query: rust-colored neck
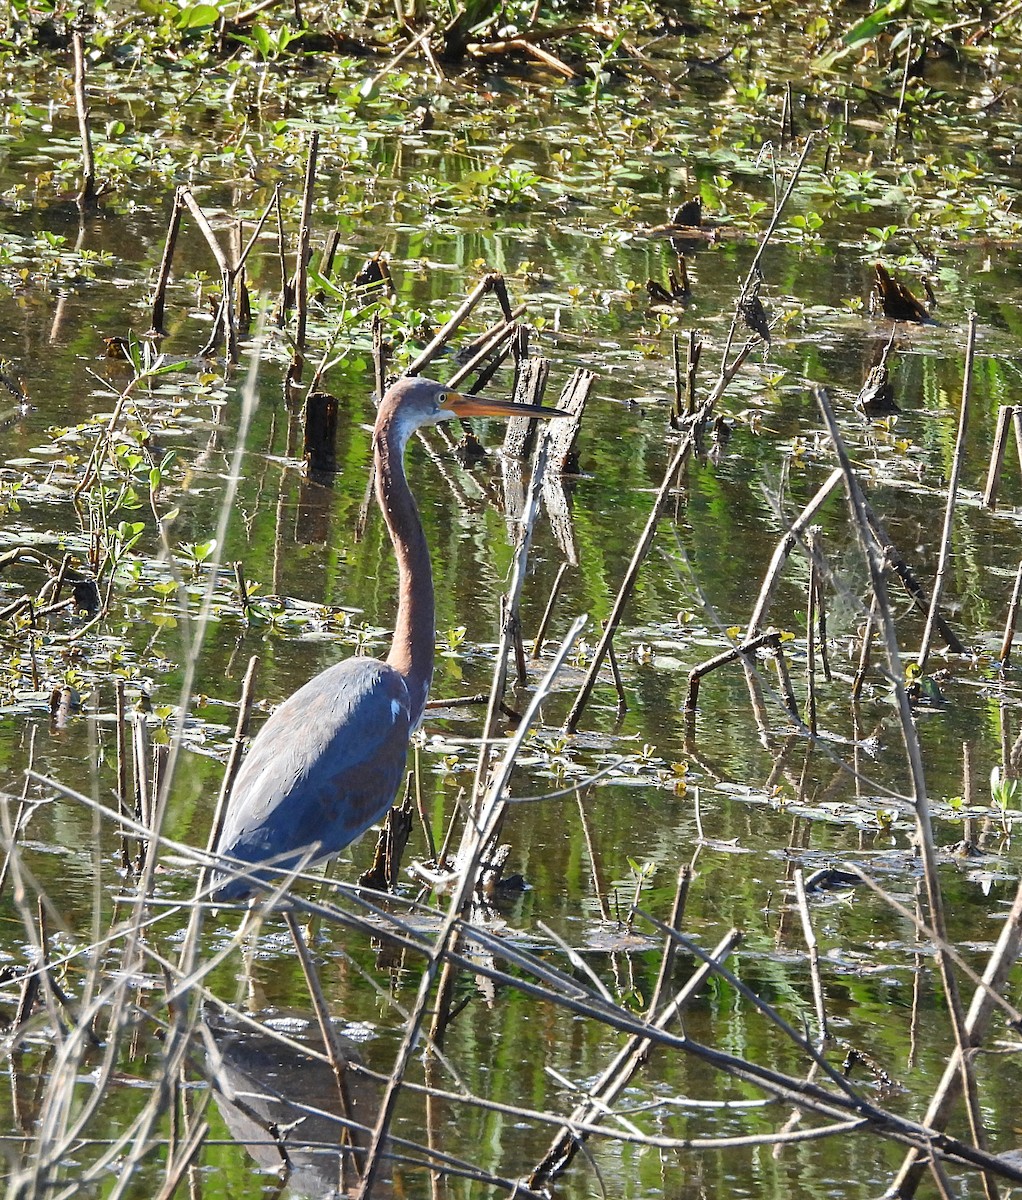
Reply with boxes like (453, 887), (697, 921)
(375, 410), (433, 727)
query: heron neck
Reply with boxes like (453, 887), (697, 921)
(376, 419), (433, 726)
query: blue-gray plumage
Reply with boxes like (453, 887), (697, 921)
(211, 376), (564, 900)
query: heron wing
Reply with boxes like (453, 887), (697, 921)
(215, 657), (412, 885)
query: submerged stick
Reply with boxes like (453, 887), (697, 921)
(565, 435), (692, 732)
(917, 312), (977, 671)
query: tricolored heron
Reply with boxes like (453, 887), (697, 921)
(212, 376), (563, 900)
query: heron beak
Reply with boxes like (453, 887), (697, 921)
(441, 391), (568, 419)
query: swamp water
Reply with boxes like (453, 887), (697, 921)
(1, 8), (1022, 1198)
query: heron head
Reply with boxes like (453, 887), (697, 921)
(383, 375), (568, 430)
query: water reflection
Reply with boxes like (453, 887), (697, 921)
(205, 1012), (383, 1198)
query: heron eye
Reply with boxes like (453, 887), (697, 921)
(437, 391), (448, 405)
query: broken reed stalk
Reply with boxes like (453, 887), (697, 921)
(0, 726), (36, 900)
(132, 716), (151, 836)
(405, 273), (504, 377)
(890, 874), (1022, 1197)
(128, 346), (264, 923)
(576, 794), (611, 921)
(684, 330), (701, 416)
(73, 377), (140, 506)
(531, 560), (569, 657)
(445, 321), (518, 391)
(274, 183), (290, 318)
(918, 312), (977, 671)
(72, 31), (98, 213)
(1000, 560), (1022, 667)
(982, 405), (1015, 509)
(852, 591), (879, 701)
(361, 21), (436, 93)
(807, 528), (832, 682)
(748, 470), (843, 636)
(528, 928), (742, 1190)
(372, 309), (387, 403)
(813, 386), (991, 1176)
(805, 548), (818, 736)
(565, 434), (692, 733)
(465, 308), (527, 358)
(234, 219), (250, 334)
(190, 656), (259, 918)
(605, 637), (627, 713)
(179, 188), (238, 361)
(893, 26), (913, 141)
(461, 336), (516, 398)
(770, 640), (801, 721)
(148, 189), (184, 337)
(647, 865), (690, 1017)
(792, 868), (827, 1045)
(288, 129), (319, 388)
(685, 631), (784, 713)
(114, 678), (131, 871)
(353, 616), (588, 1200)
